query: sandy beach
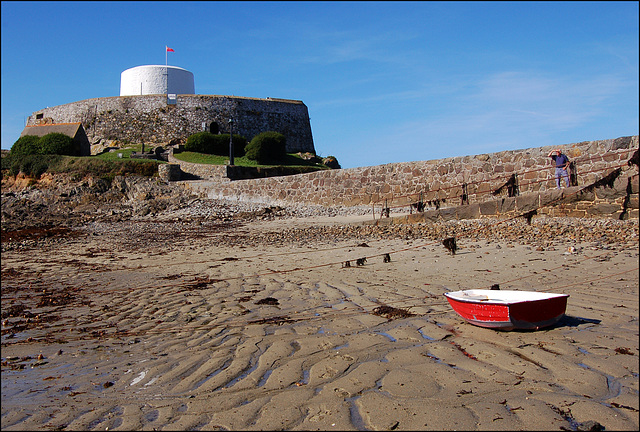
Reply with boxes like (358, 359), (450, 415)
(1, 208), (638, 431)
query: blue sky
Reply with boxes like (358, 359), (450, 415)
(1, 1), (638, 169)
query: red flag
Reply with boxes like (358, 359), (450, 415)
(166, 46), (174, 52)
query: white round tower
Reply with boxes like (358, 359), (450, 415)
(120, 65), (195, 96)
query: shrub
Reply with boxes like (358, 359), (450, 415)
(39, 133), (76, 156)
(186, 132), (247, 157)
(11, 135), (41, 156)
(220, 134), (247, 157)
(323, 156), (341, 169)
(209, 134), (229, 155)
(1, 152), (159, 181)
(9, 159), (21, 177)
(4, 154), (61, 178)
(185, 132), (216, 153)
(245, 131), (286, 164)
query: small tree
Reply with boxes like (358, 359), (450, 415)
(11, 135), (41, 156)
(39, 133), (76, 156)
(245, 131), (286, 164)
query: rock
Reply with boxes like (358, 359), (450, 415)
(323, 156), (341, 169)
(2, 172), (638, 254)
(577, 420), (604, 431)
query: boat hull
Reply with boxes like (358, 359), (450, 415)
(444, 290), (569, 331)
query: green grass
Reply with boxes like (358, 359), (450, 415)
(172, 151), (234, 165)
(93, 144), (147, 161)
(92, 144), (329, 169)
(50, 156), (160, 179)
(173, 151), (330, 169)
(2, 145), (330, 182)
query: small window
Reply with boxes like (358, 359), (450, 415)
(36, 113), (44, 119)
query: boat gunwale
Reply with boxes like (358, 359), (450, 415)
(444, 289), (569, 306)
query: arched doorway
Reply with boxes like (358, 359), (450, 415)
(209, 122), (219, 134)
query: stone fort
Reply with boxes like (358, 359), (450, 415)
(25, 65), (315, 155)
(20, 65), (638, 221)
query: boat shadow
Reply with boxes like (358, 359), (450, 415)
(551, 314), (602, 329)
(504, 315), (601, 332)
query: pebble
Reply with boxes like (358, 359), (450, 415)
(62, 210), (638, 255)
(2, 176), (638, 252)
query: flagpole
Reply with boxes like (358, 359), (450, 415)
(164, 46), (174, 94)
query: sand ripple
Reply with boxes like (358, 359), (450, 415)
(2, 216), (638, 431)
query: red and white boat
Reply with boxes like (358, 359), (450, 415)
(444, 289), (569, 331)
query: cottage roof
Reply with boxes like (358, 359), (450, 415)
(20, 122), (84, 139)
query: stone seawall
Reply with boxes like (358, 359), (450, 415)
(27, 95), (314, 154)
(371, 178), (639, 224)
(181, 136), (638, 220)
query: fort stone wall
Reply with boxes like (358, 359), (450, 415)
(26, 95), (315, 154)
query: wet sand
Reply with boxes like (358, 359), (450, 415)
(1, 214), (638, 431)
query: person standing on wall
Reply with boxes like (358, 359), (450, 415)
(548, 149), (570, 189)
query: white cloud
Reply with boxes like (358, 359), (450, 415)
(439, 70), (633, 134)
(337, 69), (636, 167)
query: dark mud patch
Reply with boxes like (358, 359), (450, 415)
(1, 226), (77, 243)
(371, 305), (416, 320)
(248, 315), (297, 326)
